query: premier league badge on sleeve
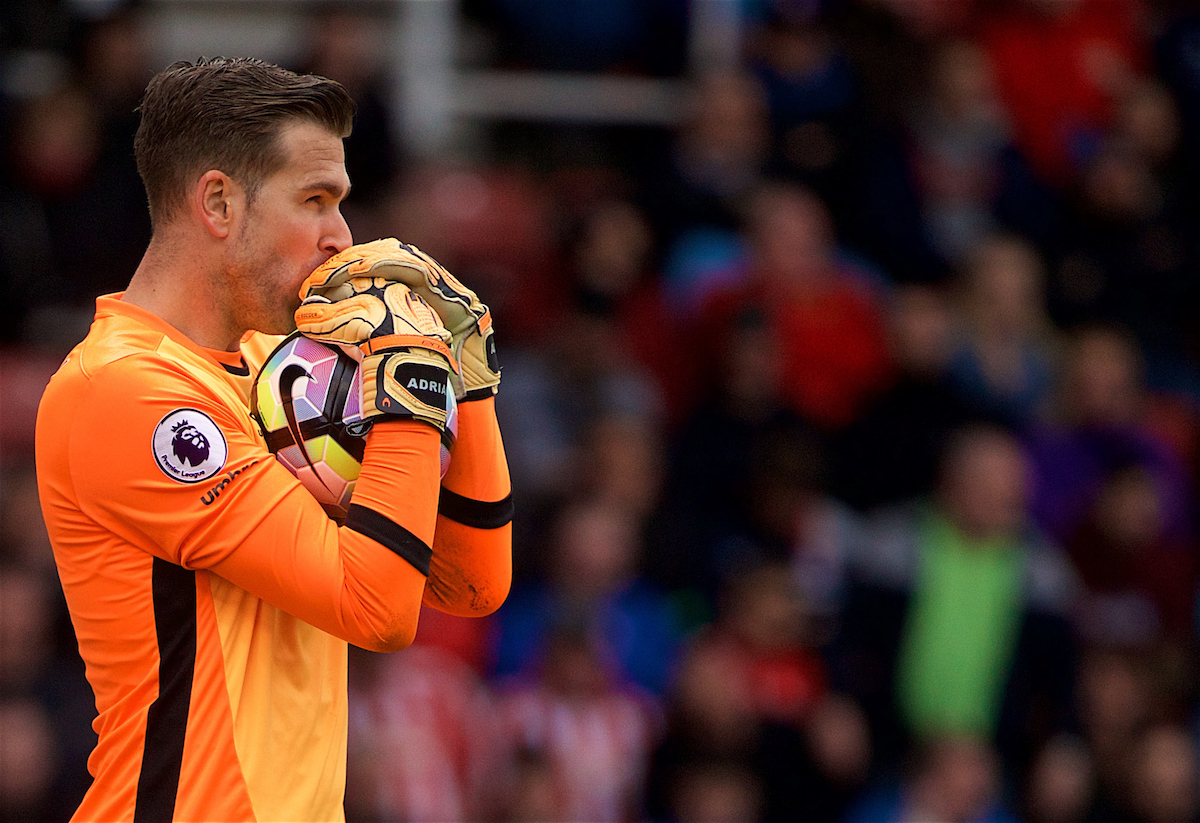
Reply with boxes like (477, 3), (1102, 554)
(152, 408), (229, 483)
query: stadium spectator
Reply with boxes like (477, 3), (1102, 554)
(492, 498), (684, 697)
(639, 70), (772, 266)
(647, 563), (871, 823)
(1025, 324), (1195, 548)
(75, 8), (152, 175)
(579, 411), (666, 519)
(654, 296), (811, 600)
(697, 180), (892, 431)
(721, 560), (873, 819)
(847, 31), (1058, 285)
(1073, 644), (1175, 820)
(835, 424), (1078, 772)
(905, 39), (1011, 266)
(1121, 724), (1200, 823)
(0, 698), (57, 823)
(494, 224), (666, 557)
(566, 197), (697, 425)
(1, 83), (134, 348)
(1044, 104), (1198, 379)
(494, 624), (658, 823)
(946, 232), (1058, 427)
(345, 644), (503, 823)
(1023, 734), (1098, 823)
(711, 561), (829, 727)
(644, 634), (801, 823)
(744, 4), (860, 215)
(1066, 463), (1197, 646)
(830, 282), (982, 511)
(846, 735), (1020, 823)
(979, 0), (1146, 187)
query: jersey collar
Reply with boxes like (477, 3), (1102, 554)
(94, 292), (256, 374)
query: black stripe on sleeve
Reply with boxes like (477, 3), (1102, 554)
(438, 488), (514, 530)
(345, 504), (432, 576)
(462, 387), (496, 403)
(134, 558), (196, 823)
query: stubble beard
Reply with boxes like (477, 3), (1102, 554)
(225, 226), (300, 337)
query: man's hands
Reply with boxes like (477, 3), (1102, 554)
(299, 239), (500, 400)
(295, 274), (456, 433)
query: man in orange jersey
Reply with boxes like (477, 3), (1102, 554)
(35, 58), (512, 822)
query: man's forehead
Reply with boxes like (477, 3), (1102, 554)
(277, 121), (350, 187)
(278, 121), (346, 163)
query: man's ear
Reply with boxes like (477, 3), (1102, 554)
(194, 170), (244, 239)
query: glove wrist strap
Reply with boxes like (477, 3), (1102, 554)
(360, 334), (456, 367)
(363, 348), (454, 431)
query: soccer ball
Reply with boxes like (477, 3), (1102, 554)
(251, 332), (457, 522)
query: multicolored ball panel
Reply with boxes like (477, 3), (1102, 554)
(253, 335), (363, 433)
(250, 332), (366, 520)
(275, 434), (359, 512)
(250, 331), (455, 522)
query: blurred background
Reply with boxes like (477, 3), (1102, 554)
(6, 0), (1200, 821)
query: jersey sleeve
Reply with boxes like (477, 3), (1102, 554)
(422, 395), (513, 616)
(68, 353), (434, 652)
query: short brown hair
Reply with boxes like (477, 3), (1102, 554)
(134, 57), (356, 229)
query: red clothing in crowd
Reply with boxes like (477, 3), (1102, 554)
(701, 272), (892, 431)
(980, 0), (1147, 185)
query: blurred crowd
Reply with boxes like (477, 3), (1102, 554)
(6, 0), (1200, 821)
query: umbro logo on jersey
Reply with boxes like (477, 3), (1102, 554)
(152, 409), (228, 484)
(201, 460), (258, 506)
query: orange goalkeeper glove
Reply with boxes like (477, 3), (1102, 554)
(298, 238), (499, 400)
(295, 269), (457, 434)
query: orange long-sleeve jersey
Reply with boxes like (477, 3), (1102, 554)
(35, 295), (512, 822)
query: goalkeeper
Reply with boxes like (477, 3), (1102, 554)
(35, 58), (511, 823)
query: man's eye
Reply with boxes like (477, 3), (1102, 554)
(307, 195), (323, 204)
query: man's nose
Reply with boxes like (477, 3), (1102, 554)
(323, 210), (352, 254)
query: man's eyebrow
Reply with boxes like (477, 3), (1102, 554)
(302, 180), (352, 199)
